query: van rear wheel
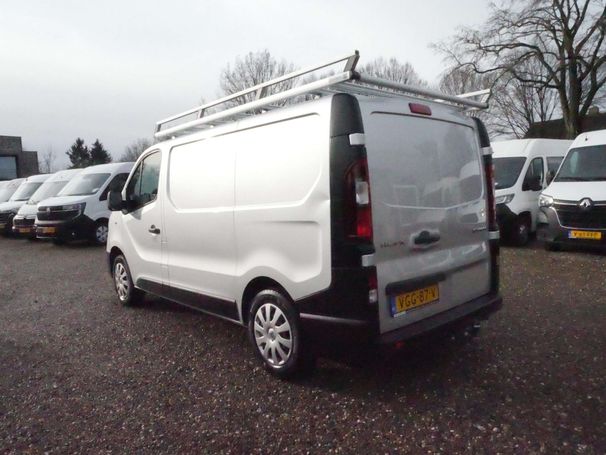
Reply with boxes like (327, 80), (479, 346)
(112, 255), (144, 306)
(248, 289), (314, 378)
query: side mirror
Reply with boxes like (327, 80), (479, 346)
(546, 170), (555, 185)
(108, 190), (125, 212)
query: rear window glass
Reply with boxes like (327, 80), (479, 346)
(367, 114), (483, 208)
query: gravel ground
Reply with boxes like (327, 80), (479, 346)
(0, 237), (605, 454)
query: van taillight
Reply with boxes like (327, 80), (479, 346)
(344, 158), (373, 241)
(484, 155), (498, 231)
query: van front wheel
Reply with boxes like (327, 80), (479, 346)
(112, 255), (144, 306)
(92, 220), (109, 245)
(248, 290), (313, 378)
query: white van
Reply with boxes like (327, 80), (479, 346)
(13, 169), (83, 239)
(0, 178), (25, 203)
(35, 162), (133, 244)
(493, 139), (571, 245)
(106, 53), (502, 377)
(0, 174), (49, 235)
(538, 129), (606, 250)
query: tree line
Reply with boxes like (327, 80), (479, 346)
(215, 0), (605, 139)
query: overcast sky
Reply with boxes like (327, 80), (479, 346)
(0, 0), (489, 169)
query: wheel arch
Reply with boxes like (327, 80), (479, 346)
(241, 277), (293, 324)
(108, 246), (124, 274)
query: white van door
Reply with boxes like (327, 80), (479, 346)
(122, 151), (164, 286)
(363, 109), (491, 335)
(520, 156), (545, 229)
(163, 137), (237, 317)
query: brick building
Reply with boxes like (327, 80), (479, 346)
(0, 135), (39, 181)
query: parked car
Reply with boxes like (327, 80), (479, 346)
(493, 139), (572, 245)
(13, 169), (83, 239)
(538, 129), (606, 250)
(0, 178), (25, 203)
(35, 162), (133, 245)
(106, 58), (502, 377)
(0, 174), (49, 235)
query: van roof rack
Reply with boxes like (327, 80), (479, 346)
(155, 50), (489, 140)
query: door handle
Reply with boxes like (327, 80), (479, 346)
(413, 230), (440, 245)
(148, 225), (161, 235)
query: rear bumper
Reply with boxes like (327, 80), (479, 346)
(299, 292), (502, 345)
(36, 215), (95, 241)
(378, 293), (502, 344)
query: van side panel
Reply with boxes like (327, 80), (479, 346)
(234, 113), (331, 307)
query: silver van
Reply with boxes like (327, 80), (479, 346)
(106, 52), (502, 377)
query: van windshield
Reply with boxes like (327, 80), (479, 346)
(10, 182), (44, 201)
(555, 145), (606, 182)
(27, 181), (70, 205)
(494, 157), (526, 189)
(58, 173), (110, 196)
(0, 184), (18, 202)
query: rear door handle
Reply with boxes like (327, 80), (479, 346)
(413, 230), (440, 245)
(148, 225), (161, 235)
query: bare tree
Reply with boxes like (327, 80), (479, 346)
(436, 0), (606, 138)
(120, 138), (152, 162)
(360, 57), (428, 86)
(440, 61), (558, 138)
(219, 50), (297, 106)
(39, 146), (57, 174)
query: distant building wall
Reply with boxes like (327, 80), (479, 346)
(525, 111), (606, 139)
(0, 135), (39, 180)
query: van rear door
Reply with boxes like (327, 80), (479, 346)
(362, 103), (491, 335)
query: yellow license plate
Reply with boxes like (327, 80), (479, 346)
(568, 230), (602, 240)
(393, 284), (439, 315)
(18, 228), (31, 233)
(40, 227), (56, 234)
(0, 223), (5, 229)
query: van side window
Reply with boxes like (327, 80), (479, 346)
(523, 157), (544, 191)
(126, 152), (161, 210)
(99, 173), (130, 201)
(546, 157), (563, 183)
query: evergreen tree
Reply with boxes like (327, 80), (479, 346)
(66, 138), (90, 169)
(89, 139), (112, 165)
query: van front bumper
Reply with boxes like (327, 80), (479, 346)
(496, 203), (518, 234)
(537, 207), (606, 248)
(12, 216), (36, 238)
(36, 215), (95, 241)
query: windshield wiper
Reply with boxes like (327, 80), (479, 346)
(555, 176), (593, 182)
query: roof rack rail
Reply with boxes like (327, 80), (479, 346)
(155, 51), (489, 140)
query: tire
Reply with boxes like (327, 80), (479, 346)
(92, 220), (109, 245)
(511, 217), (530, 246)
(52, 238), (65, 246)
(544, 241), (561, 252)
(248, 289), (314, 378)
(112, 255), (144, 306)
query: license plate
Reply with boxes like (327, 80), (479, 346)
(39, 227), (56, 234)
(392, 284), (439, 316)
(18, 228), (32, 233)
(0, 223), (5, 229)
(568, 230), (602, 240)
